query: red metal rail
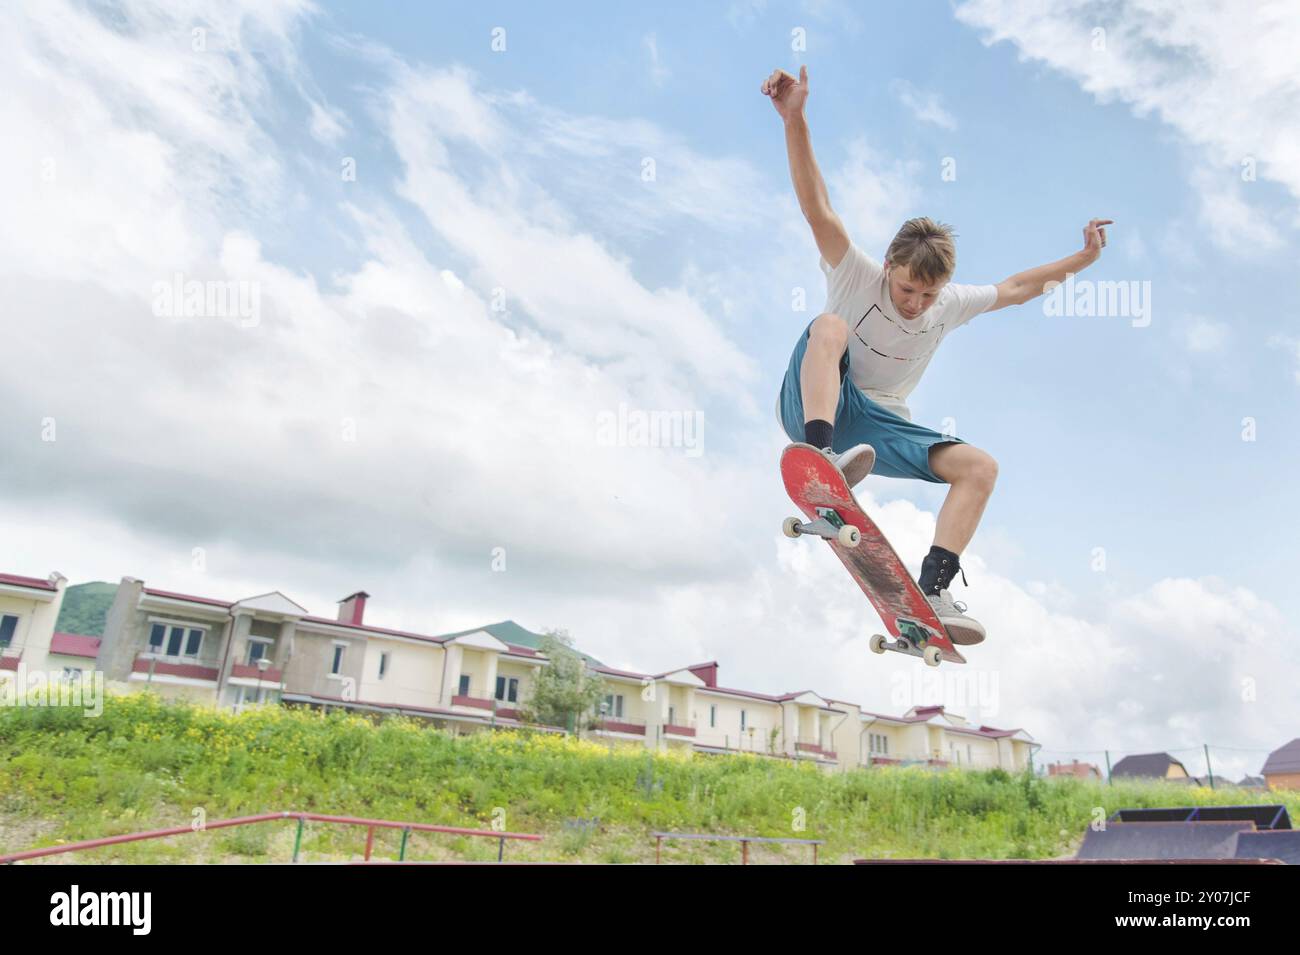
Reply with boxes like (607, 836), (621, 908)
(1, 811), (542, 864)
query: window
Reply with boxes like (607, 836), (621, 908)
(62, 667), (83, 682)
(149, 622), (204, 658)
(709, 704), (716, 728)
(233, 685), (275, 706)
(495, 676), (518, 703)
(967, 744), (973, 764)
(0, 614), (18, 648)
(246, 640), (270, 665)
(602, 694), (624, 718)
(379, 652), (389, 679)
(331, 645), (345, 675)
(458, 674), (471, 696)
(740, 710), (747, 731)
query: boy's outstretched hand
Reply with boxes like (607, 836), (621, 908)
(762, 65), (808, 123)
(1082, 218), (1114, 263)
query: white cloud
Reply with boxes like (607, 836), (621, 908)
(1268, 335), (1300, 384)
(1189, 164), (1283, 254)
(956, 0), (1300, 241)
(308, 99), (348, 146)
(727, 0), (768, 29)
(1182, 316), (1229, 353)
(644, 33), (669, 87)
(826, 137), (921, 253)
(890, 80), (958, 131)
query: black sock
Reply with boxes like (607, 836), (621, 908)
(918, 545), (961, 596)
(804, 419), (833, 450)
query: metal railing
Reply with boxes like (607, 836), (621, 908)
(1, 811), (542, 864)
(651, 830), (824, 864)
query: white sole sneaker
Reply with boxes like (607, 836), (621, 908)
(829, 444), (876, 488)
(927, 590), (987, 645)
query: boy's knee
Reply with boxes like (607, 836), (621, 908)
(931, 445), (998, 491)
(809, 312), (849, 351)
(969, 451), (999, 492)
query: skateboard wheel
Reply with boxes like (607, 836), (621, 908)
(837, 525), (861, 548)
(923, 646), (942, 668)
(782, 516), (802, 539)
(869, 634), (887, 655)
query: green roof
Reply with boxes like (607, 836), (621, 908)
(436, 619), (603, 666)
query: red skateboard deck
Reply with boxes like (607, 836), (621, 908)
(780, 442), (966, 666)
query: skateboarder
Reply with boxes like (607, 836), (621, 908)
(763, 66), (1110, 645)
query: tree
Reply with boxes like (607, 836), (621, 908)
(517, 629), (605, 735)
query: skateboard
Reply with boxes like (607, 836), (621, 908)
(780, 442), (966, 667)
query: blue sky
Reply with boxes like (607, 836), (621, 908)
(300, 0), (1300, 601)
(2, 0), (1297, 777)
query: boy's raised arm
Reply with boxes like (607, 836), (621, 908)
(763, 65), (850, 270)
(989, 218), (1114, 311)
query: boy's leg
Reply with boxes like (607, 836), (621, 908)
(801, 312), (850, 424)
(927, 443), (999, 555)
(792, 313), (876, 484)
(826, 393), (995, 645)
(915, 442), (998, 645)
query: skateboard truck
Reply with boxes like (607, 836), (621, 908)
(782, 507), (861, 548)
(869, 618), (944, 668)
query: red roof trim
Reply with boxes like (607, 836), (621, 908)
(142, 587), (232, 608)
(0, 573), (57, 591)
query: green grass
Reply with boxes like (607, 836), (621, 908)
(2, 692), (1294, 864)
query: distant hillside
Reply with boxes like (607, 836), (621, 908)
(53, 581), (118, 636)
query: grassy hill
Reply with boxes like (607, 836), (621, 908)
(2, 693), (1294, 864)
(52, 581), (118, 637)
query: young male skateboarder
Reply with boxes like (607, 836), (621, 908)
(763, 65), (1110, 644)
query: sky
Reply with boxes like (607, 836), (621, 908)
(1, 0), (1297, 780)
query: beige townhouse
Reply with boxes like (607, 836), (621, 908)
(0, 571), (97, 684)
(29, 570), (1038, 773)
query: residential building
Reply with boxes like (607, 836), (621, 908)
(1262, 739), (1300, 791)
(0, 571), (72, 682)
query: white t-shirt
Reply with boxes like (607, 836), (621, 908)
(817, 241), (997, 420)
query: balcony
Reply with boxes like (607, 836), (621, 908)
(132, 653), (219, 683)
(451, 694), (496, 711)
(663, 721), (696, 738)
(230, 662), (284, 684)
(795, 738), (837, 759)
(0, 648), (21, 671)
(594, 717), (646, 736)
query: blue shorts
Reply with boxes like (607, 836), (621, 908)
(777, 321), (962, 483)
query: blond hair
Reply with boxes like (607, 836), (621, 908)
(885, 217), (957, 285)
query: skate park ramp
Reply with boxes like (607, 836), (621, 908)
(1109, 805), (1291, 829)
(856, 804), (1295, 864)
(1076, 821), (1254, 860)
(1234, 830), (1300, 864)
